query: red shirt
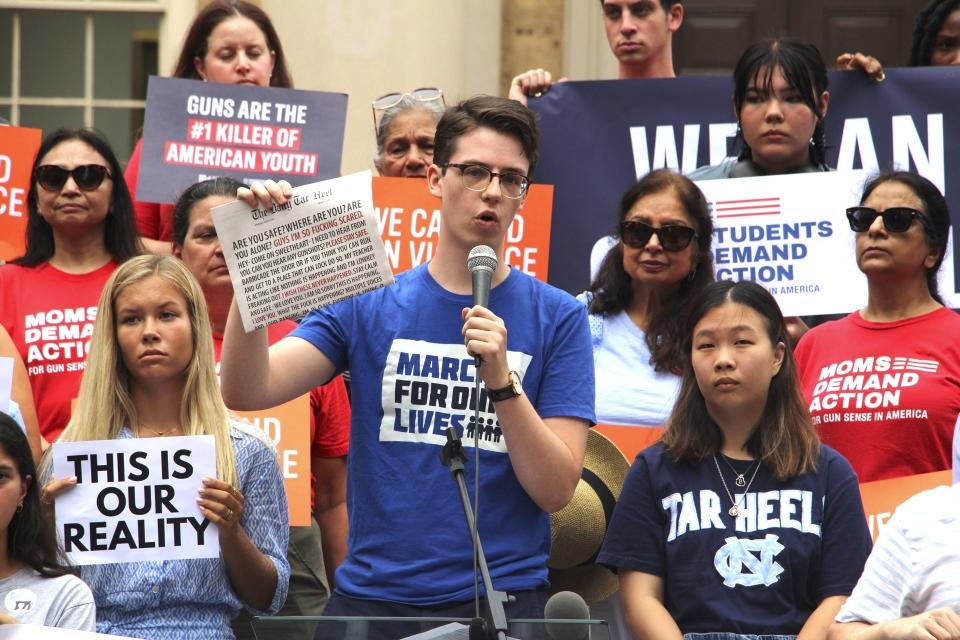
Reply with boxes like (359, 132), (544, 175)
(124, 139), (176, 241)
(0, 261), (116, 440)
(795, 308), (960, 482)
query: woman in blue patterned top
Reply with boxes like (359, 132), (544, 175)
(40, 255), (290, 639)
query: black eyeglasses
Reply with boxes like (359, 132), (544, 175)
(619, 220), (698, 252)
(846, 206), (925, 233)
(36, 164), (112, 192)
(442, 163), (530, 199)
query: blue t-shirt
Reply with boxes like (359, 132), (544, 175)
(597, 443), (871, 635)
(292, 264), (595, 605)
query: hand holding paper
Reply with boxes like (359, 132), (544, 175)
(197, 476), (245, 537)
(236, 178), (292, 209)
(212, 171), (395, 332)
(39, 474), (78, 507)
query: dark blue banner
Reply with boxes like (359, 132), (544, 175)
(531, 66), (960, 295)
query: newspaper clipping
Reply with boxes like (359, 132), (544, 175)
(211, 171), (395, 332)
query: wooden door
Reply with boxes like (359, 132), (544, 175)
(674, 0), (932, 75)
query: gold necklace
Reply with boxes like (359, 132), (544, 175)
(138, 425), (181, 437)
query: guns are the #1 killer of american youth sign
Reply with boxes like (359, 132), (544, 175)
(138, 76), (347, 204)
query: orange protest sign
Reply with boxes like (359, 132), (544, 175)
(233, 394), (312, 526)
(858, 469), (952, 540)
(372, 176), (553, 280)
(593, 423), (664, 463)
(0, 126), (42, 261)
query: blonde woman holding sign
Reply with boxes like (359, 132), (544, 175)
(40, 255), (289, 640)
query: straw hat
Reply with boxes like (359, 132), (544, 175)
(547, 429), (631, 603)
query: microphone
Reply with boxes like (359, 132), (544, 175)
(467, 245), (498, 309)
(544, 591), (591, 640)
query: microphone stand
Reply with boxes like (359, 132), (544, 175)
(440, 427), (510, 640)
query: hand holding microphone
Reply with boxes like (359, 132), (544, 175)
(462, 246), (511, 387)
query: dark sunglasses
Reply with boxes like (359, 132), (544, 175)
(619, 220), (698, 252)
(36, 164), (112, 192)
(845, 206), (925, 233)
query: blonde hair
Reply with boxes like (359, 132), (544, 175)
(53, 255), (241, 486)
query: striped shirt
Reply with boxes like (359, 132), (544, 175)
(836, 483), (960, 622)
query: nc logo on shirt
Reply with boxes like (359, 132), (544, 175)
(714, 534), (785, 588)
(4, 588), (36, 613)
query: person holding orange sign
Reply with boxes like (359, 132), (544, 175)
(172, 176), (350, 638)
(372, 89), (445, 179)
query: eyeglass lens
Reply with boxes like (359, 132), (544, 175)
(36, 165), (110, 191)
(846, 207), (920, 233)
(620, 220), (696, 251)
(458, 165), (528, 198)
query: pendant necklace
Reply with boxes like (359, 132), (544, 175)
(139, 425), (181, 438)
(713, 454), (761, 517)
(719, 454), (750, 486)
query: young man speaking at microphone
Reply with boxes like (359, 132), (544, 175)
(220, 95), (594, 638)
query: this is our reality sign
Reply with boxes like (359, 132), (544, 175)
(52, 436), (218, 565)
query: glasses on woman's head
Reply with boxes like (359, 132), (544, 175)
(36, 164), (112, 192)
(619, 220), (698, 252)
(373, 87), (444, 111)
(442, 163), (530, 199)
(845, 206), (925, 233)
(372, 88), (445, 131)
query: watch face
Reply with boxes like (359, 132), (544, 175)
(509, 371), (522, 394)
(489, 371), (522, 401)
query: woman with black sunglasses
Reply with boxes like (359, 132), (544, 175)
(0, 127), (141, 450)
(794, 171), (960, 483)
(581, 169), (714, 436)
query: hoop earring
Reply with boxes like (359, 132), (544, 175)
(687, 266), (697, 282)
(15, 502), (23, 513)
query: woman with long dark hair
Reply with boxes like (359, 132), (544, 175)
(794, 171), (960, 483)
(125, 0), (293, 253)
(581, 169), (713, 432)
(0, 412), (94, 629)
(599, 280), (872, 640)
(909, 0), (960, 66)
(0, 127), (141, 447)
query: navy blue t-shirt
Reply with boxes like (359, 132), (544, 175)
(597, 443), (871, 635)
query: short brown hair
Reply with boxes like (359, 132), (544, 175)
(662, 280), (819, 481)
(433, 95), (540, 176)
